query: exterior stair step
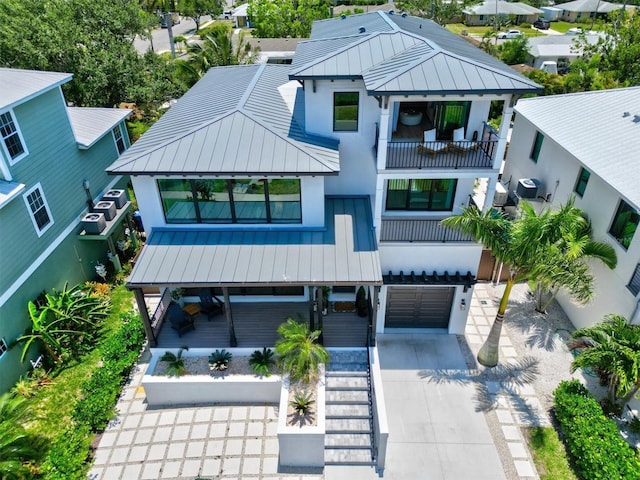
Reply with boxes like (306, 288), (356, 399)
(327, 362), (368, 373)
(325, 369), (369, 377)
(326, 375), (369, 390)
(325, 403), (371, 418)
(326, 389), (369, 404)
(325, 433), (372, 447)
(328, 351), (368, 364)
(324, 448), (374, 465)
(326, 418), (371, 433)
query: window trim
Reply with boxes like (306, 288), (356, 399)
(112, 123), (126, 154)
(574, 167), (590, 197)
(23, 183), (54, 237)
(0, 109), (29, 165)
(609, 199), (639, 250)
(385, 178), (458, 212)
(530, 131), (543, 163)
(628, 263), (640, 296)
(333, 92), (359, 132)
(0, 338), (7, 358)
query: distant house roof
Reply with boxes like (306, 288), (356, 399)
(290, 11), (541, 95)
(126, 197), (382, 288)
(514, 87), (640, 209)
(558, 0), (623, 13)
(0, 68), (71, 110)
(232, 3), (248, 17)
(527, 34), (600, 59)
(463, 1), (543, 16)
(108, 64), (339, 176)
(67, 107), (132, 148)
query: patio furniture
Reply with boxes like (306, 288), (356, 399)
(449, 127), (479, 152)
(199, 288), (225, 320)
(399, 110), (423, 126)
(416, 128), (449, 158)
(167, 302), (195, 337)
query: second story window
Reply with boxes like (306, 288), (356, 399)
(530, 131), (543, 163)
(112, 124), (126, 154)
(386, 179), (457, 211)
(0, 110), (28, 164)
(609, 199), (639, 250)
(574, 167), (590, 197)
(333, 92), (359, 132)
(628, 263), (640, 296)
(23, 183), (54, 236)
(158, 178), (302, 224)
(0, 338), (7, 358)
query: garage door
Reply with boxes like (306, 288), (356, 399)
(385, 286), (454, 328)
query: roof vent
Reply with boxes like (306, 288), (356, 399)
(388, 9), (394, 14)
(623, 111), (630, 117)
(634, 115), (640, 124)
(419, 24), (422, 28)
(401, 12), (407, 17)
(358, 26), (366, 33)
(340, 13), (346, 19)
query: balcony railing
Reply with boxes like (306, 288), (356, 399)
(386, 139), (496, 169)
(380, 218), (474, 243)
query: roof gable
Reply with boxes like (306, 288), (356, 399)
(0, 68), (71, 110)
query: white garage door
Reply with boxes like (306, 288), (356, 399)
(385, 286), (454, 328)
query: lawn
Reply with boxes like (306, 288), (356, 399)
(547, 21), (594, 34)
(525, 426), (579, 480)
(445, 23), (547, 38)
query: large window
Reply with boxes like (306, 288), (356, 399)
(574, 167), (590, 197)
(158, 178), (301, 224)
(386, 179), (457, 211)
(1, 110), (27, 163)
(609, 200), (639, 249)
(23, 184), (53, 236)
(112, 124), (126, 154)
(433, 101), (471, 140)
(530, 131), (544, 163)
(333, 92), (359, 131)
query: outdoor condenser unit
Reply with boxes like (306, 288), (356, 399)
(516, 178), (540, 199)
(493, 182), (508, 207)
(82, 213), (107, 234)
(94, 201), (117, 221)
(102, 189), (127, 209)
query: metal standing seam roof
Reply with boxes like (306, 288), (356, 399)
(290, 11), (541, 95)
(67, 107), (132, 148)
(126, 197), (382, 288)
(514, 87), (640, 209)
(463, 1), (543, 16)
(107, 64), (339, 176)
(558, 0), (623, 13)
(0, 68), (72, 110)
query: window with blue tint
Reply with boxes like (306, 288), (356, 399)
(158, 179), (197, 223)
(574, 167), (590, 197)
(530, 131), (544, 163)
(267, 179), (301, 223)
(386, 179), (457, 211)
(609, 200), (639, 249)
(333, 92), (359, 131)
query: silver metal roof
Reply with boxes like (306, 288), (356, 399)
(126, 197), (382, 287)
(67, 107), (132, 148)
(514, 87), (640, 209)
(558, 0), (622, 13)
(463, 1), (542, 16)
(108, 64), (339, 175)
(0, 68), (71, 110)
(527, 34), (600, 58)
(290, 12), (541, 95)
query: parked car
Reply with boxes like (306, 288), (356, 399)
(533, 19), (550, 30)
(497, 29), (523, 39)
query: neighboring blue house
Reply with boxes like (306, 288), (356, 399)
(0, 68), (132, 392)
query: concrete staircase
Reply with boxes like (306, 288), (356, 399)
(325, 350), (375, 465)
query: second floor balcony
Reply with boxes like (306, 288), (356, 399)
(379, 217), (474, 243)
(385, 137), (496, 170)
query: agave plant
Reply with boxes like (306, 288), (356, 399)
(161, 346), (189, 376)
(289, 390), (315, 415)
(209, 349), (232, 371)
(249, 347), (276, 377)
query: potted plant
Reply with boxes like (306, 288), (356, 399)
(249, 347), (276, 377)
(356, 286), (368, 317)
(160, 346), (189, 376)
(170, 287), (185, 306)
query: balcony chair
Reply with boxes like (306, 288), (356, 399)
(167, 302), (195, 337)
(416, 128), (449, 158)
(449, 127), (479, 152)
(198, 289), (225, 320)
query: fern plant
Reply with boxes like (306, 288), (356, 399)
(209, 349), (232, 371)
(290, 390), (315, 415)
(249, 347), (275, 377)
(160, 345), (189, 376)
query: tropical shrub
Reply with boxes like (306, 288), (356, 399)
(290, 389), (314, 415)
(275, 318), (329, 383)
(208, 349), (232, 371)
(161, 345), (189, 376)
(249, 347), (275, 376)
(553, 380), (640, 480)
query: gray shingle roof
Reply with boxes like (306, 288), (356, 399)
(108, 64), (339, 175)
(558, 0), (622, 13)
(126, 197), (382, 287)
(463, 1), (543, 16)
(67, 107), (132, 148)
(290, 11), (541, 95)
(514, 87), (640, 209)
(0, 68), (71, 110)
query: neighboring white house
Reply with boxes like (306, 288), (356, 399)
(463, 0), (543, 26)
(501, 87), (640, 330)
(527, 34), (600, 71)
(556, 0), (629, 22)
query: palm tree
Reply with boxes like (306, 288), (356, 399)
(186, 30), (259, 78)
(275, 318), (329, 383)
(0, 393), (45, 479)
(571, 315), (640, 405)
(442, 199), (615, 367)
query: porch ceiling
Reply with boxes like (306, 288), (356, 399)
(126, 197), (382, 288)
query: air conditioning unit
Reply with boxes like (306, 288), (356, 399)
(102, 189), (127, 209)
(82, 213), (106, 234)
(516, 178), (540, 199)
(493, 182), (508, 207)
(94, 201), (117, 221)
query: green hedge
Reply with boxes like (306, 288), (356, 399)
(554, 380), (640, 480)
(41, 313), (145, 479)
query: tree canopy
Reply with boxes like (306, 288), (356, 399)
(179, 0), (224, 30)
(403, 0), (463, 26)
(247, 0), (331, 38)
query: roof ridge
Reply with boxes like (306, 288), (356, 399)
(363, 43), (438, 90)
(238, 63), (266, 109)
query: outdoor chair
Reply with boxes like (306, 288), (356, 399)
(167, 302), (195, 337)
(416, 128), (449, 158)
(198, 289), (225, 320)
(449, 127), (479, 152)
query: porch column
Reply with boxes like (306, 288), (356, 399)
(316, 287), (324, 345)
(308, 286), (315, 331)
(222, 287), (238, 347)
(133, 288), (156, 347)
(483, 176), (497, 212)
(370, 286), (380, 346)
(493, 96), (516, 170)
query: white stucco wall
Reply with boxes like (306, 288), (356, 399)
(503, 114), (640, 329)
(379, 243), (482, 275)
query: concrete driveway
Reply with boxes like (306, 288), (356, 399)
(376, 334), (507, 480)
